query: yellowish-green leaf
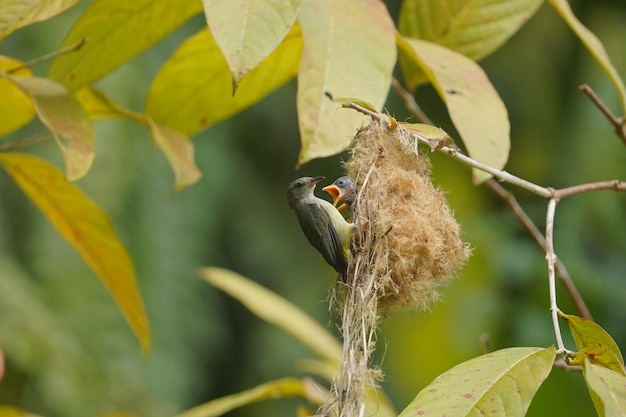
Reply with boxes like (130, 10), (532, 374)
(48, 0), (203, 91)
(198, 267), (341, 364)
(0, 0), (78, 40)
(75, 86), (143, 121)
(203, 0), (302, 90)
(175, 378), (307, 417)
(402, 122), (455, 151)
(0, 57), (35, 136)
(75, 87), (202, 190)
(296, 0), (396, 166)
(398, 347), (556, 417)
(397, 36), (510, 183)
(584, 357), (626, 417)
(0, 153), (151, 356)
(4, 75), (95, 180)
(549, 0), (626, 114)
(331, 96), (380, 114)
(562, 313), (625, 375)
(147, 121), (202, 191)
(147, 25), (301, 135)
(398, 0), (544, 88)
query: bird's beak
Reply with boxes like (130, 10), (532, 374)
(322, 184), (342, 207)
(337, 202), (350, 212)
(311, 176), (325, 185)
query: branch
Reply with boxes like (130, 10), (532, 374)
(555, 179), (626, 199)
(7, 38), (87, 74)
(486, 180), (593, 320)
(580, 84), (626, 146)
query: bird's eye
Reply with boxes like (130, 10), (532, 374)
(338, 179), (345, 186)
(296, 181), (305, 188)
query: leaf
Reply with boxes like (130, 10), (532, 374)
(0, 153), (151, 356)
(397, 36), (510, 183)
(203, 0), (302, 90)
(48, 0), (203, 91)
(198, 267), (341, 364)
(584, 357), (626, 417)
(398, 347), (556, 417)
(147, 25), (301, 135)
(398, 0), (543, 87)
(562, 313), (625, 375)
(147, 121), (202, 191)
(4, 75), (95, 180)
(402, 123), (455, 151)
(75, 87), (202, 190)
(296, 0), (396, 166)
(331, 96), (380, 114)
(0, 57), (35, 136)
(549, 0), (626, 114)
(0, 0), (78, 40)
(175, 378), (307, 417)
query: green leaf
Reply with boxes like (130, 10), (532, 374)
(296, 0), (396, 166)
(198, 267), (341, 364)
(147, 25), (301, 135)
(562, 313), (625, 375)
(0, 57), (35, 136)
(203, 0), (302, 90)
(48, 0), (203, 91)
(549, 0), (626, 114)
(398, 347), (556, 417)
(397, 36), (510, 183)
(4, 75), (95, 180)
(398, 0), (544, 62)
(584, 357), (626, 417)
(175, 378), (307, 417)
(0, 153), (151, 356)
(0, 0), (78, 40)
(74, 86), (144, 121)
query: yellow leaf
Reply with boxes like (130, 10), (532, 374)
(147, 121), (202, 191)
(176, 378), (307, 417)
(0, 153), (151, 356)
(0, 0), (78, 40)
(147, 25), (301, 135)
(48, 0), (203, 91)
(549, 0), (626, 114)
(75, 87), (202, 190)
(296, 0), (396, 166)
(0, 57), (35, 136)
(203, 0), (302, 90)
(397, 36), (510, 183)
(4, 75), (95, 180)
(583, 357), (626, 417)
(402, 122), (455, 151)
(398, 0), (543, 88)
(198, 267), (341, 364)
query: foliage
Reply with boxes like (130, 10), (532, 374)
(0, 0), (625, 416)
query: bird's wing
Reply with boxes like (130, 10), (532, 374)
(299, 202), (347, 275)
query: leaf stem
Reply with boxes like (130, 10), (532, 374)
(7, 38), (87, 74)
(0, 132), (52, 152)
(579, 84), (626, 146)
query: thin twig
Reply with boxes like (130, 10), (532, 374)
(555, 179), (626, 198)
(7, 38), (87, 74)
(545, 198), (569, 354)
(0, 132), (52, 152)
(486, 179), (593, 320)
(579, 84), (626, 146)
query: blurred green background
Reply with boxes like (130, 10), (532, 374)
(0, 1), (625, 416)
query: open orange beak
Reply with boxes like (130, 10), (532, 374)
(322, 184), (342, 207)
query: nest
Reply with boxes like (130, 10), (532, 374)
(346, 120), (470, 312)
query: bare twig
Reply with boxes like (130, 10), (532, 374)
(545, 198), (570, 355)
(580, 84), (626, 146)
(0, 132), (52, 152)
(391, 77), (433, 124)
(555, 179), (626, 198)
(7, 38), (87, 74)
(486, 180), (593, 320)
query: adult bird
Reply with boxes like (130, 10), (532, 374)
(322, 176), (355, 212)
(287, 176), (352, 281)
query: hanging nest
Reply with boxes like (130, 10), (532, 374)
(345, 119), (470, 313)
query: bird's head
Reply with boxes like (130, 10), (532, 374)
(287, 176), (325, 208)
(322, 176), (355, 208)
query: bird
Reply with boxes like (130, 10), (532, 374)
(322, 176), (355, 212)
(287, 176), (353, 281)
